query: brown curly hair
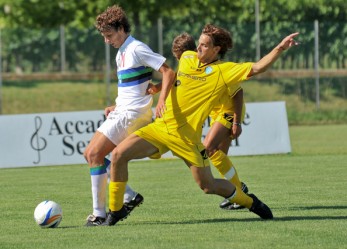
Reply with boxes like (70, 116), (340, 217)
(202, 24), (233, 59)
(95, 5), (131, 33)
(171, 32), (197, 60)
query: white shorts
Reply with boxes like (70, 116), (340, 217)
(97, 108), (153, 146)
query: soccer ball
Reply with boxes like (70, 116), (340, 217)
(34, 200), (63, 228)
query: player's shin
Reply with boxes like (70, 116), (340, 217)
(209, 150), (242, 189)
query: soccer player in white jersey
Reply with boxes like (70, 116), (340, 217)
(83, 5), (176, 226)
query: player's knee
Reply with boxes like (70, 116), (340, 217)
(203, 141), (217, 157)
(197, 181), (215, 194)
(200, 186), (214, 194)
(84, 147), (101, 165)
(111, 148), (128, 163)
(83, 148), (91, 162)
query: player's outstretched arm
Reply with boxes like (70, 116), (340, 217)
(249, 32), (299, 77)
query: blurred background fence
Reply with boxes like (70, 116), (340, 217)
(0, 19), (346, 123)
(1, 20), (347, 73)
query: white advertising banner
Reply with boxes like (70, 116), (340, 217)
(223, 101), (291, 156)
(0, 101), (291, 168)
(0, 110), (106, 168)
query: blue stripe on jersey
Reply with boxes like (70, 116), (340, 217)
(118, 66), (150, 78)
(117, 66), (152, 87)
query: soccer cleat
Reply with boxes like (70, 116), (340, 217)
(124, 193), (144, 214)
(101, 206), (129, 226)
(220, 182), (249, 210)
(248, 193), (273, 219)
(85, 214), (106, 227)
(221, 202), (246, 210)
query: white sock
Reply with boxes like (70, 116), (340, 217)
(123, 184), (137, 203)
(90, 164), (108, 218)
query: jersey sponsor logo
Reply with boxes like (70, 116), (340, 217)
(205, 66), (213, 74)
(177, 71), (206, 81)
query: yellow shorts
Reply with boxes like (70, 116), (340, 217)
(210, 102), (245, 129)
(212, 112), (234, 129)
(134, 123), (210, 167)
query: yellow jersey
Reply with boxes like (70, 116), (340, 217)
(209, 85), (244, 120)
(154, 51), (253, 143)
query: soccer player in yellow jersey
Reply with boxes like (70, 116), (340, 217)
(171, 32), (249, 210)
(102, 24), (299, 225)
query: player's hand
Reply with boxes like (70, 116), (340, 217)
(146, 82), (161, 95)
(231, 123), (242, 140)
(155, 99), (166, 118)
(104, 105), (115, 117)
(278, 32), (299, 51)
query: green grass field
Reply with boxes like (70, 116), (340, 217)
(0, 124), (346, 249)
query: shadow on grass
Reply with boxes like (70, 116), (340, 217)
(272, 216), (347, 221)
(56, 225), (81, 229)
(56, 214), (347, 228)
(286, 205), (347, 210)
(55, 206), (347, 228)
(133, 215), (347, 225)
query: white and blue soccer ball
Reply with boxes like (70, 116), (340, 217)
(34, 200), (63, 228)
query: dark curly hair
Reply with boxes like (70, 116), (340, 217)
(202, 24), (233, 59)
(171, 32), (197, 60)
(95, 5), (131, 33)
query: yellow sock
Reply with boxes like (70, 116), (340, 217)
(210, 150), (242, 189)
(227, 185), (253, 209)
(109, 181), (126, 212)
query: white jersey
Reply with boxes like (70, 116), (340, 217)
(115, 35), (166, 111)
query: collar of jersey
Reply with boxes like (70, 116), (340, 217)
(198, 59), (218, 68)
